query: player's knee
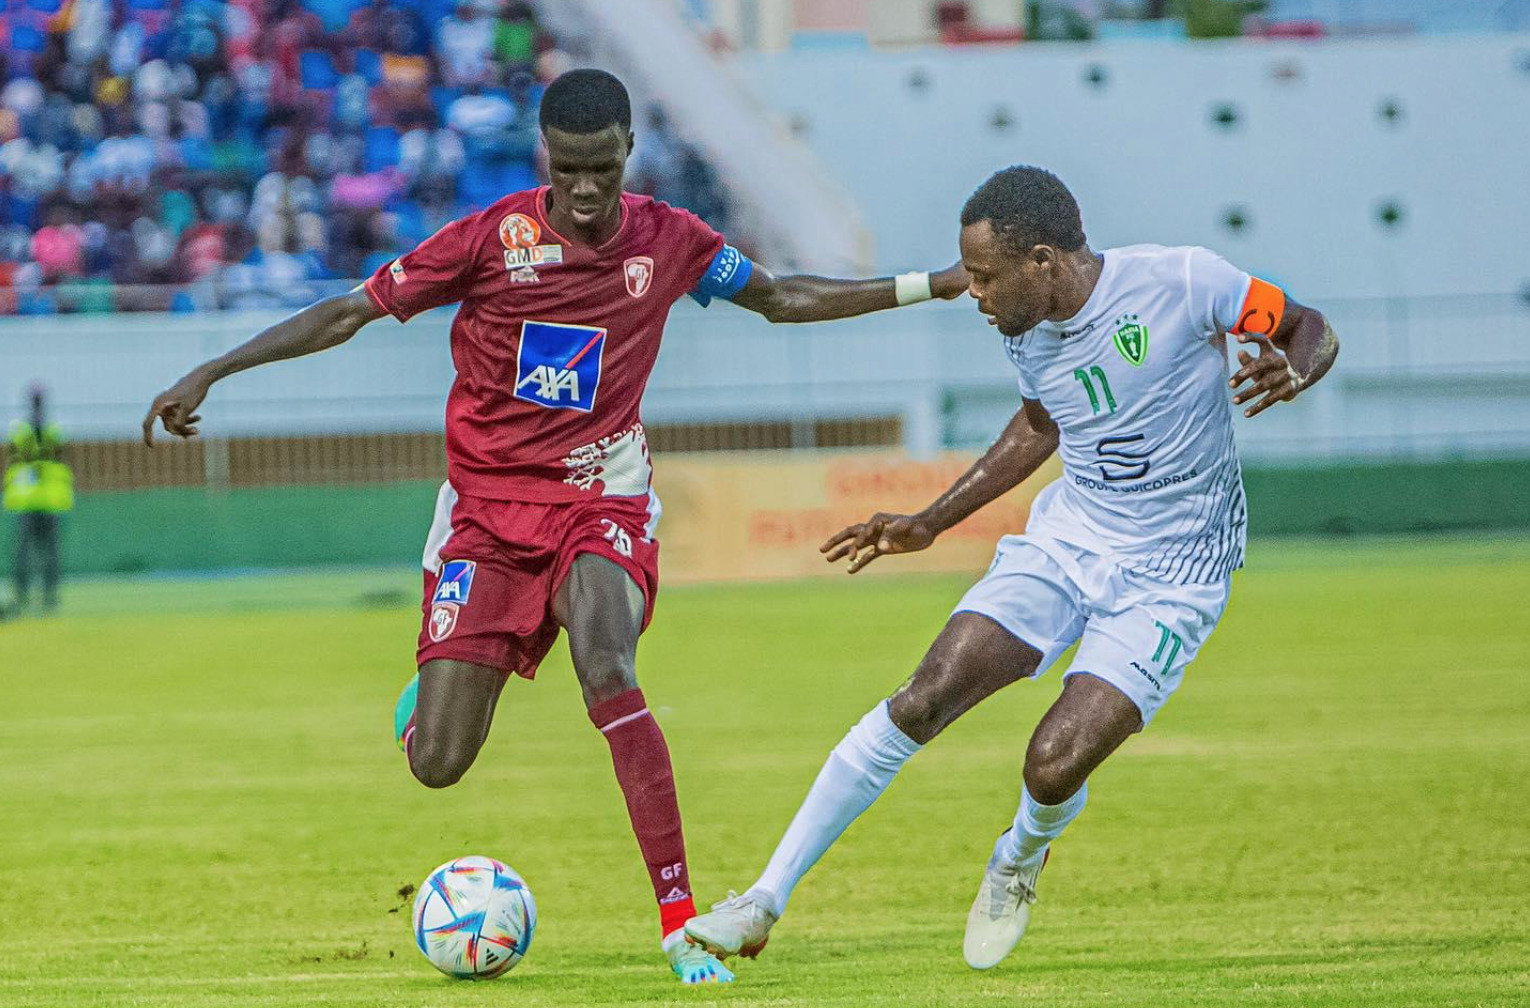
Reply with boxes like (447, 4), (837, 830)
(1023, 732), (1087, 806)
(409, 735), (478, 789)
(888, 656), (966, 744)
(573, 645), (638, 707)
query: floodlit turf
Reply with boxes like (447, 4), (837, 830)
(2, 536), (1529, 1007)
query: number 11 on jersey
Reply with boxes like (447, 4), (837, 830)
(1073, 366), (1118, 415)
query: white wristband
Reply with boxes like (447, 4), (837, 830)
(894, 271), (933, 306)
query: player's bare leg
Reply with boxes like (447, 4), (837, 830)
(965, 672), (1140, 969)
(686, 613), (1041, 959)
(400, 659), (507, 788)
(554, 554), (732, 985)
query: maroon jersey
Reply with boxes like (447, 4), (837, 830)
(364, 187), (724, 502)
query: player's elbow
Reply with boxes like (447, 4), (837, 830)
(320, 291), (381, 347)
(755, 285), (815, 324)
(758, 295), (799, 324)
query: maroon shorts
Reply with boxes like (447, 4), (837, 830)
(417, 487), (661, 678)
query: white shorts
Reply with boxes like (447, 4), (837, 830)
(953, 534), (1231, 727)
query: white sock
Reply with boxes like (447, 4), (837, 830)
(997, 783), (1089, 869)
(746, 701), (921, 917)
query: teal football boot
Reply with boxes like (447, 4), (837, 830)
(394, 673), (419, 751)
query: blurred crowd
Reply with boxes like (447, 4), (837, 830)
(0, 0), (735, 314)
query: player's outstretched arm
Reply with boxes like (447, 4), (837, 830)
(822, 399), (1059, 573)
(142, 289), (386, 445)
(1230, 296), (1339, 418)
(727, 261), (969, 323)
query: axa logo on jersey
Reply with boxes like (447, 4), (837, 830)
(432, 559), (476, 604)
(513, 320), (606, 412)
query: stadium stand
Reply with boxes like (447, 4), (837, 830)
(0, 0), (737, 313)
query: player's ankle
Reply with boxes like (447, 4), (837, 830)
(660, 895), (697, 938)
(743, 885), (783, 918)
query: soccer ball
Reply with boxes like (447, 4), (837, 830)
(411, 855), (536, 979)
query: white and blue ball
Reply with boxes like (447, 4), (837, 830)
(412, 856), (536, 979)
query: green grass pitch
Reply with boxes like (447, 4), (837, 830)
(2, 536), (1528, 1007)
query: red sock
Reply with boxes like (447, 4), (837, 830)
(589, 688), (697, 937)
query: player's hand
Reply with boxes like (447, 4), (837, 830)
(1229, 332), (1304, 419)
(142, 369), (212, 446)
(821, 512), (937, 574)
(929, 261), (971, 301)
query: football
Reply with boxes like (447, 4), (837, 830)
(411, 856), (536, 979)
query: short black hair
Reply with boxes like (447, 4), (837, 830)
(960, 166), (1086, 254)
(539, 69), (632, 135)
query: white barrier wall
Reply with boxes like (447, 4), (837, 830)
(732, 35), (1530, 301)
(3, 290), (1527, 461)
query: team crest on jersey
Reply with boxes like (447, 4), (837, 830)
(389, 258), (407, 283)
(623, 256), (654, 298)
(1113, 313), (1149, 367)
(429, 603), (459, 642)
(514, 320), (606, 412)
(432, 559), (476, 605)
(499, 213), (541, 250)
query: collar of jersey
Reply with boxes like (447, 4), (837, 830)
(1041, 249), (1116, 338)
(534, 185), (631, 255)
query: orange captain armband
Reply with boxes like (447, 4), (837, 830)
(1231, 276), (1286, 337)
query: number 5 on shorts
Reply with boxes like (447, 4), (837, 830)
(1152, 620), (1184, 671)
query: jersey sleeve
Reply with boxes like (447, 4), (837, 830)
(363, 216), (482, 323)
(659, 206), (727, 304)
(1183, 246), (1286, 339)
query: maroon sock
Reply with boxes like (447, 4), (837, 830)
(588, 688), (697, 937)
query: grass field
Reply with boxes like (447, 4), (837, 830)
(2, 536), (1529, 1007)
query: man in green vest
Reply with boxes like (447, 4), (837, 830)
(4, 386), (73, 613)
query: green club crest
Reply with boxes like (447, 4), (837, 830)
(1113, 313), (1149, 366)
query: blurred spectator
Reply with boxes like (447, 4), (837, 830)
(31, 208), (84, 282)
(346, 0), (430, 56)
(631, 105), (683, 198)
(436, 1), (496, 88)
(0, 0), (735, 314)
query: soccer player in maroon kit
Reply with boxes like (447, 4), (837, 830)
(143, 69), (965, 984)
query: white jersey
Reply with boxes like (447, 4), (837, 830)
(1004, 244), (1278, 585)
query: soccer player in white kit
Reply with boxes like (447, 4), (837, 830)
(685, 166), (1340, 970)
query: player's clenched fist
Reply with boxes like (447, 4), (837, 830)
(821, 512), (938, 573)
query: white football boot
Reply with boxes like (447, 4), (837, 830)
(683, 890), (778, 959)
(963, 833), (1049, 970)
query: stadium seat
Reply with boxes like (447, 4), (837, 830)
(363, 126), (402, 173)
(300, 51), (341, 91)
(386, 199), (426, 243)
(26, 0), (65, 13)
(303, 0), (368, 32)
(459, 161), (538, 211)
(128, 0), (168, 8)
(359, 250), (396, 277)
(354, 49), (383, 86)
(17, 291), (57, 315)
(11, 25), (47, 53)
